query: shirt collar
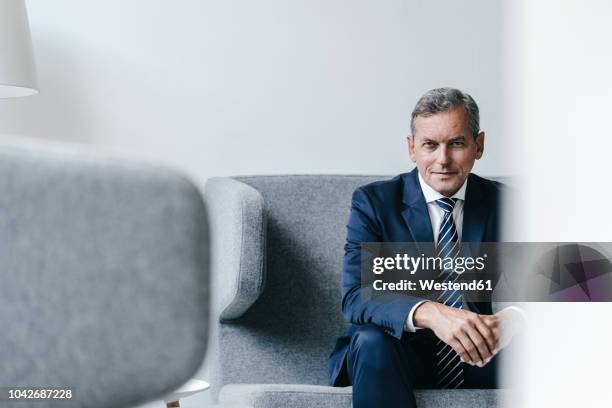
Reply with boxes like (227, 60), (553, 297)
(417, 171), (467, 203)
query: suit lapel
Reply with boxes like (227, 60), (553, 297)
(462, 174), (493, 313)
(400, 170), (491, 248)
(462, 174), (489, 243)
(400, 169), (434, 245)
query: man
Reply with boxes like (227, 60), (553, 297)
(327, 88), (522, 408)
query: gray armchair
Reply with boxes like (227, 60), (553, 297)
(0, 138), (209, 408)
(205, 175), (510, 408)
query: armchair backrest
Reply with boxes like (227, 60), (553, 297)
(0, 139), (209, 407)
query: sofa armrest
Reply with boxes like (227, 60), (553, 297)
(205, 177), (266, 320)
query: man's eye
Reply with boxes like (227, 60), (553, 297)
(451, 141), (466, 147)
(423, 142), (435, 147)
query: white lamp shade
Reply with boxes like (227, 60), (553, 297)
(0, 0), (38, 98)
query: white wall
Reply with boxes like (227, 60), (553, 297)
(1, 0), (511, 186)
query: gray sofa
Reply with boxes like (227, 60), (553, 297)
(0, 139), (209, 408)
(205, 175), (510, 408)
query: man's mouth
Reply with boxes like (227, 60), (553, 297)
(432, 171), (458, 176)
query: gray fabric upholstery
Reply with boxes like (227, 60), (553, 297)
(206, 174), (512, 407)
(0, 139), (209, 407)
(206, 178), (266, 320)
(207, 175), (383, 395)
(219, 384), (352, 408)
(219, 384), (510, 408)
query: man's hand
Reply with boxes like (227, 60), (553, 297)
(481, 307), (525, 352)
(414, 302), (526, 367)
(413, 301), (498, 367)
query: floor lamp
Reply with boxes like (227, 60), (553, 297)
(0, 0), (38, 98)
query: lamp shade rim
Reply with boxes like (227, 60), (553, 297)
(0, 84), (38, 98)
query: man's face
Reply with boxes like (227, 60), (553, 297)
(408, 106), (485, 197)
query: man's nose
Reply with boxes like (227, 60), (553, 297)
(437, 145), (451, 166)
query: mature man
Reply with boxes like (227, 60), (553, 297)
(327, 88), (521, 408)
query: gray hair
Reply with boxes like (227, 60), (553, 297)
(410, 87), (480, 138)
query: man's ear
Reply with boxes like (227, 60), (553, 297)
(407, 135), (417, 162)
(475, 131), (485, 159)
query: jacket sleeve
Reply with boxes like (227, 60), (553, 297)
(340, 187), (422, 339)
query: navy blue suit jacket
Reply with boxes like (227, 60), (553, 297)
(328, 168), (503, 386)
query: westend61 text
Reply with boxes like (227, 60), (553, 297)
(372, 279), (493, 291)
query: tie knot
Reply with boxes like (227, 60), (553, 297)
(435, 197), (458, 213)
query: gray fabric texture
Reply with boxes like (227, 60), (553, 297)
(219, 384), (511, 408)
(0, 139), (209, 408)
(205, 178), (265, 320)
(206, 174), (511, 406)
(207, 175), (384, 393)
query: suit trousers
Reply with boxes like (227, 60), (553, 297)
(344, 324), (499, 408)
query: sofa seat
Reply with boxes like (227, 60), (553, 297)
(218, 384), (512, 408)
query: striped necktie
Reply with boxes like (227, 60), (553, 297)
(433, 197), (465, 389)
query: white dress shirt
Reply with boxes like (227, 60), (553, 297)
(404, 172), (467, 332)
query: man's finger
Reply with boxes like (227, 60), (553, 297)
(447, 338), (471, 365)
(464, 325), (492, 363)
(455, 332), (481, 364)
(473, 316), (498, 354)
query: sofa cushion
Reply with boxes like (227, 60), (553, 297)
(219, 384), (513, 408)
